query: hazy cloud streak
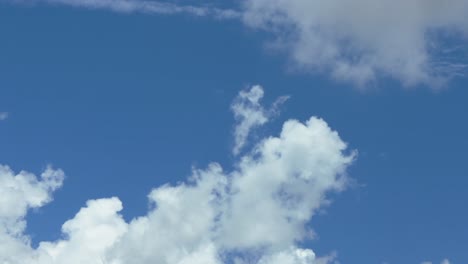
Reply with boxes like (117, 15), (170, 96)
(21, 0), (240, 19)
(0, 112), (8, 121)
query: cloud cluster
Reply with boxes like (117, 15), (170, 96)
(0, 87), (355, 264)
(242, 0), (468, 87)
(0, 165), (64, 263)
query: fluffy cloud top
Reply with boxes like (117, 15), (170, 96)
(0, 165), (64, 262)
(0, 86), (355, 264)
(242, 0), (468, 87)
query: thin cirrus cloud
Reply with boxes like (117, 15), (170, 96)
(0, 86), (356, 264)
(9, 0), (468, 88)
(21, 0), (240, 19)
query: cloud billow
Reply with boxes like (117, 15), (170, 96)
(242, 0), (468, 87)
(0, 86), (355, 264)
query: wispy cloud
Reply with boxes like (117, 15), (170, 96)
(231, 85), (289, 155)
(0, 112), (8, 121)
(23, 0), (240, 19)
(421, 259), (451, 264)
(8, 0), (468, 88)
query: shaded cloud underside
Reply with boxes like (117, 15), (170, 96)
(242, 0), (468, 87)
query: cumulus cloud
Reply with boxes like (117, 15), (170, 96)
(0, 87), (355, 264)
(231, 85), (288, 155)
(241, 0), (468, 87)
(22, 0), (240, 19)
(0, 165), (64, 263)
(0, 112), (8, 121)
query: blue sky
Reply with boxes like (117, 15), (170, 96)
(0, 1), (467, 264)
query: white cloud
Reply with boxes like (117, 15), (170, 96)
(0, 112), (8, 121)
(220, 117), (353, 252)
(241, 0), (468, 88)
(0, 165), (64, 264)
(256, 248), (316, 264)
(37, 197), (128, 264)
(232, 85), (268, 155)
(28, 0), (239, 19)
(231, 85), (289, 155)
(0, 87), (355, 264)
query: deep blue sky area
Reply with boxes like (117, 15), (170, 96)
(0, 3), (467, 264)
